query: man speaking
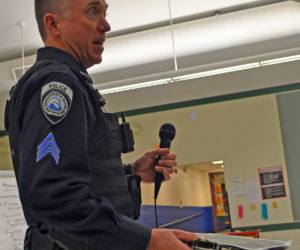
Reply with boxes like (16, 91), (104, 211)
(5, 0), (198, 249)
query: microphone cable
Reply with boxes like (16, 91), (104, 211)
(154, 197), (159, 228)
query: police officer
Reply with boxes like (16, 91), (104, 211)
(5, 0), (198, 249)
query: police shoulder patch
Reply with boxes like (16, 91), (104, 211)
(41, 82), (73, 125)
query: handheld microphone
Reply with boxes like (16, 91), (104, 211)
(154, 123), (176, 199)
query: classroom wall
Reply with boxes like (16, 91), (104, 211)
(0, 91), (9, 131)
(0, 91), (12, 170)
(140, 166), (214, 207)
(0, 136), (12, 170)
(121, 93), (294, 228)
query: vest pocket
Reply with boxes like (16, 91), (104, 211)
(103, 112), (123, 156)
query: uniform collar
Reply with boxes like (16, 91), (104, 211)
(36, 46), (106, 105)
(36, 46), (89, 76)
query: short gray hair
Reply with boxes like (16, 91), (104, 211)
(34, 0), (73, 42)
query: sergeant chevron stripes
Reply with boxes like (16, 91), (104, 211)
(36, 132), (60, 165)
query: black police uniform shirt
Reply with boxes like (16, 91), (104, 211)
(13, 46), (151, 249)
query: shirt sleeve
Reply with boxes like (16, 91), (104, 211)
(16, 70), (151, 250)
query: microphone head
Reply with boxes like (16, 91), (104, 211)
(159, 123), (176, 141)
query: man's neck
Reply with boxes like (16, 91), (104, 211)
(45, 38), (82, 67)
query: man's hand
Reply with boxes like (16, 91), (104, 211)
(146, 229), (199, 250)
(132, 148), (177, 183)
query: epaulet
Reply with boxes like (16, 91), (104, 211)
(67, 66), (106, 108)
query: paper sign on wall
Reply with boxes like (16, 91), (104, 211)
(244, 178), (262, 204)
(230, 184), (245, 196)
(231, 175), (243, 183)
(258, 165), (286, 199)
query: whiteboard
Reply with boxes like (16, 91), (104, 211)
(0, 171), (27, 250)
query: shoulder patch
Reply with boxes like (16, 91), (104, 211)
(41, 82), (73, 125)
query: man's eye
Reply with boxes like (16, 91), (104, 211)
(89, 7), (98, 15)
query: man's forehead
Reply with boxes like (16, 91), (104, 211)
(69, 0), (107, 8)
(82, 0), (108, 7)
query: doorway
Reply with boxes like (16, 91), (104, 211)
(209, 170), (231, 232)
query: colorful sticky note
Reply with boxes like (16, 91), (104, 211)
(238, 205), (244, 218)
(250, 204), (256, 211)
(261, 203), (268, 220)
(272, 202), (278, 209)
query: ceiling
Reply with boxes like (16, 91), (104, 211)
(0, 0), (283, 62)
(2, 0), (300, 113)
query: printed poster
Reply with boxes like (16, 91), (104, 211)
(258, 165), (286, 199)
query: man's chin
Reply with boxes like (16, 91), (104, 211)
(94, 56), (102, 65)
(86, 57), (102, 69)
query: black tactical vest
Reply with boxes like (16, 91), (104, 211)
(5, 60), (138, 224)
(77, 68), (137, 219)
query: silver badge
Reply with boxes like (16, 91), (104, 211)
(41, 82), (73, 125)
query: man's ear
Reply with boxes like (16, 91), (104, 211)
(44, 13), (61, 37)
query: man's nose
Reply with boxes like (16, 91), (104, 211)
(99, 18), (111, 32)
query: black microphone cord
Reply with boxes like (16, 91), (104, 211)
(154, 198), (159, 229)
